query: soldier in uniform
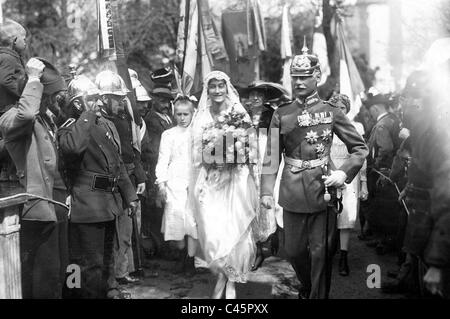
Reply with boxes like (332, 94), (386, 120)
(57, 75), (139, 299)
(260, 45), (368, 299)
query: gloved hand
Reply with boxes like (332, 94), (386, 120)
(323, 170), (347, 187)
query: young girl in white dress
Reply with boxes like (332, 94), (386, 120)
(155, 97), (198, 274)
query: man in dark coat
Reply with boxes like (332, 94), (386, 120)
(0, 58), (69, 298)
(57, 75), (138, 299)
(0, 19), (28, 181)
(261, 46), (368, 299)
(141, 86), (174, 255)
(364, 94), (402, 253)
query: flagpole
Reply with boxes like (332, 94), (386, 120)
(0, 0), (4, 24)
(181, 0), (190, 78)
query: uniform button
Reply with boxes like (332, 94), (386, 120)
(84, 119), (88, 122)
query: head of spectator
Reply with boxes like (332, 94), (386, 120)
(328, 93), (351, 115)
(150, 87), (173, 116)
(400, 70), (431, 130)
(0, 19), (27, 54)
(66, 74), (101, 120)
(37, 58), (68, 123)
(364, 93), (390, 123)
(95, 70), (130, 117)
(135, 85), (151, 118)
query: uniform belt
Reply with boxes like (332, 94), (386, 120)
(75, 171), (119, 193)
(284, 156), (328, 173)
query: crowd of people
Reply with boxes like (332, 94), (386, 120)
(1, 17), (450, 300)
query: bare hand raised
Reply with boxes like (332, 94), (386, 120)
(26, 58), (45, 80)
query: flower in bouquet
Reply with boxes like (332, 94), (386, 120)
(201, 107), (256, 169)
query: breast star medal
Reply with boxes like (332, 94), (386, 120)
(305, 130), (319, 144)
(321, 128), (332, 142)
(315, 143), (325, 156)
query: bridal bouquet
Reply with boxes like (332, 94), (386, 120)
(201, 107), (257, 170)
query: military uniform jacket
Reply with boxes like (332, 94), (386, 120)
(367, 112), (400, 169)
(57, 111), (138, 223)
(261, 92), (368, 213)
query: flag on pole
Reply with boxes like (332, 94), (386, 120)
(180, 0), (199, 95)
(97, 0), (117, 61)
(280, 3), (293, 98)
(312, 10), (330, 86)
(336, 18), (365, 120)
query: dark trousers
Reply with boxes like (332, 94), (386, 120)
(20, 190), (69, 299)
(283, 209), (338, 299)
(67, 220), (117, 299)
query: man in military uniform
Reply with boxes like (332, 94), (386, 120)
(261, 45), (368, 299)
(57, 75), (138, 299)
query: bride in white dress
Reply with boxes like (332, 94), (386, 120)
(189, 71), (258, 299)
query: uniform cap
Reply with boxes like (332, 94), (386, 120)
(150, 67), (174, 85)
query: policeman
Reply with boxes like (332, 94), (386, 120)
(260, 44), (368, 299)
(57, 75), (138, 299)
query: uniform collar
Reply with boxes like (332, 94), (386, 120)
(295, 91), (320, 108)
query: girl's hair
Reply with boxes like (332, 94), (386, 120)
(173, 95), (196, 112)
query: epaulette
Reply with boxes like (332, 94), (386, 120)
(60, 118), (76, 128)
(278, 100), (293, 108)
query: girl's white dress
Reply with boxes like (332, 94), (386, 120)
(330, 121), (366, 229)
(155, 126), (198, 241)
